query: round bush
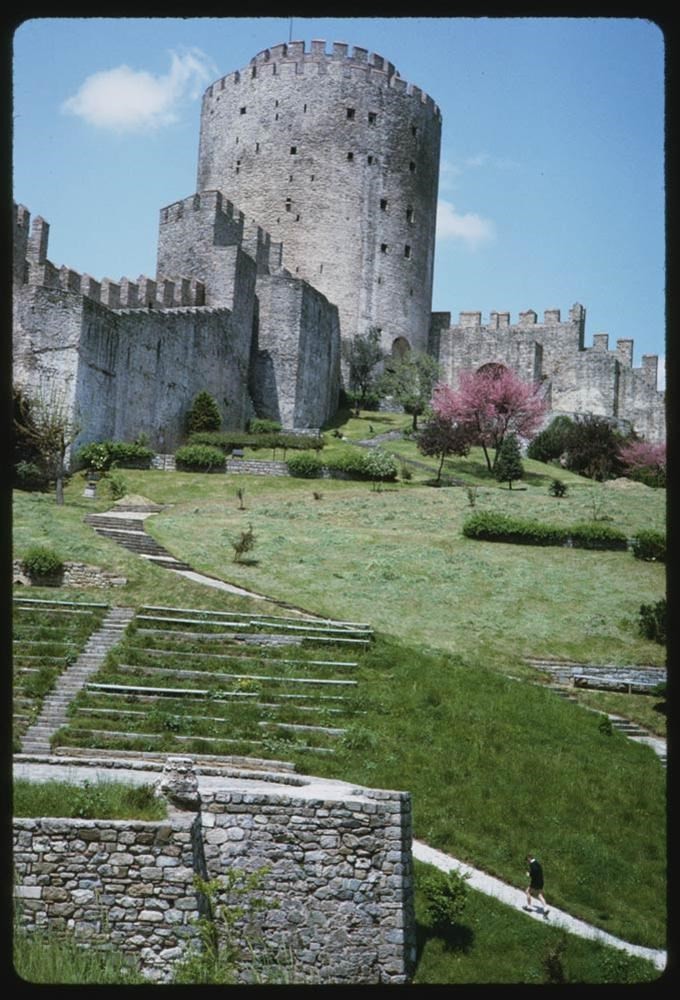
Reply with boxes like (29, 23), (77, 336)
(286, 452), (323, 478)
(175, 444), (226, 472)
(22, 546), (64, 580)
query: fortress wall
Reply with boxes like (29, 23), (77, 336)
(75, 304), (252, 451)
(435, 326), (543, 388)
(616, 363), (666, 442)
(197, 40), (441, 352)
(12, 286), (83, 423)
(252, 273), (340, 428)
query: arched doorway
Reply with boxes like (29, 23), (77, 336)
(391, 337), (411, 360)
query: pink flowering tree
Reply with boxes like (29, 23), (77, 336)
(619, 439), (666, 487)
(431, 366), (548, 472)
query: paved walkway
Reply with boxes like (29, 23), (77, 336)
(412, 840), (666, 972)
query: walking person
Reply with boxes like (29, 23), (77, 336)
(524, 854), (549, 916)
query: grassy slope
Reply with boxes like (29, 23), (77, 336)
(12, 427), (667, 977)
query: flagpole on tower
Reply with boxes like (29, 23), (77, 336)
(289, 18), (293, 42)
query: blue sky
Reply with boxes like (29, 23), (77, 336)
(12, 16), (666, 387)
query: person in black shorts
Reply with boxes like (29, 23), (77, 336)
(524, 854), (549, 915)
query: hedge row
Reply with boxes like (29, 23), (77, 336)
(175, 444), (226, 472)
(286, 448), (398, 481)
(75, 440), (154, 470)
(631, 530), (666, 562)
(462, 511), (629, 550)
(188, 430), (324, 453)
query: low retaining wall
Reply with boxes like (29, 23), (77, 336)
(12, 560), (127, 588)
(13, 757), (416, 984)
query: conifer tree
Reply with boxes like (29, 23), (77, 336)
(494, 433), (524, 489)
(186, 391), (222, 434)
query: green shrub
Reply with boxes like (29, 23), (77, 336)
(527, 415), (574, 463)
(105, 442), (154, 468)
(363, 447), (398, 482)
(286, 452), (323, 478)
(175, 444), (226, 472)
(568, 522), (628, 551)
(22, 546), (64, 579)
(249, 418), (282, 434)
(462, 512), (567, 546)
(105, 471), (128, 500)
(549, 478), (568, 498)
(631, 530), (666, 562)
(186, 391), (222, 434)
(419, 866), (470, 930)
(188, 430), (323, 453)
(628, 465), (666, 488)
(462, 513), (628, 551)
(638, 599), (666, 645)
(324, 450), (370, 477)
(75, 441), (153, 470)
(14, 461), (49, 491)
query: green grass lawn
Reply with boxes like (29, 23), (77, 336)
(12, 419), (667, 980)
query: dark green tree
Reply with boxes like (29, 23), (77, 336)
(341, 326), (385, 413)
(186, 391), (222, 435)
(527, 415), (574, 463)
(415, 415), (474, 483)
(563, 414), (627, 481)
(378, 352), (442, 429)
(494, 433), (524, 489)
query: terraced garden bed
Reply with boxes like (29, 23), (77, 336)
(55, 604), (372, 761)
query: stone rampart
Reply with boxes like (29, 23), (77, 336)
(13, 758), (416, 984)
(432, 304), (665, 442)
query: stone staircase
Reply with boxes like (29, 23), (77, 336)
(20, 607), (135, 754)
(84, 514), (193, 571)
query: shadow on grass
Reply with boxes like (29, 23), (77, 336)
(233, 558), (260, 567)
(416, 919), (475, 957)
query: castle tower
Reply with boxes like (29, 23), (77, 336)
(197, 40), (442, 355)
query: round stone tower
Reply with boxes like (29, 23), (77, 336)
(197, 40), (442, 355)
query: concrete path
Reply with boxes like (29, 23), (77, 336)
(412, 840), (667, 972)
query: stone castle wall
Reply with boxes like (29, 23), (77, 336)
(197, 40), (441, 355)
(13, 761), (416, 985)
(431, 305), (665, 442)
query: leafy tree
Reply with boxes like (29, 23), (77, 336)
(562, 414), (627, 481)
(15, 380), (81, 505)
(494, 433), (524, 489)
(378, 352), (442, 429)
(432, 368), (547, 472)
(526, 415), (574, 463)
(341, 326), (385, 412)
(186, 391), (222, 435)
(415, 415), (474, 483)
(13, 387), (49, 490)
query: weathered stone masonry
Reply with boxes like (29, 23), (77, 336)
(13, 763), (416, 984)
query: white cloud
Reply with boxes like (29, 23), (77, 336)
(436, 199), (496, 249)
(61, 49), (217, 133)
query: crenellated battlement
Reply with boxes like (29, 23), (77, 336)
(13, 203), (205, 309)
(203, 39), (440, 118)
(453, 305), (586, 329)
(160, 190), (244, 230)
